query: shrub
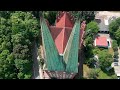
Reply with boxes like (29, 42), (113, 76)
(114, 51), (119, 56)
(112, 40), (118, 48)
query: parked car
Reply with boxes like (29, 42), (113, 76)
(114, 62), (118, 66)
(114, 58), (118, 62)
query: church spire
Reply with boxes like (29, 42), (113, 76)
(63, 19), (80, 73)
(40, 17), (65, 71)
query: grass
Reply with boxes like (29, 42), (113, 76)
(83, 64), (117, 79)
(83, 64), (90, 78)
(98, 69), (117, 79)
(97, 70), (111, 79)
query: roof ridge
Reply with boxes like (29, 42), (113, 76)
(62, 28), (65, 54)
(56, 11), (74, 28)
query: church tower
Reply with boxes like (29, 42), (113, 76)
(40, 11), (86, 79)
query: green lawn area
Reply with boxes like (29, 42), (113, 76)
(83, 64), (117, 79)
(83, 64), (90, 78)
(97, 70), (111, 79)
(98, 69), (117, 79)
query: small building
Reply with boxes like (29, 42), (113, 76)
(95, 13), (117, 33)
(94, 36), (108, 48)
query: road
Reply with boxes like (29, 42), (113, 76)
(32, 40), (40, 79)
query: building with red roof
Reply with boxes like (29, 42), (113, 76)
(40, 11), (86, 79)
(95, 36), (108, 47)
(47, 11), (86, 54)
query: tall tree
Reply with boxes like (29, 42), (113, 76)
(98, 50), (113, 69)
(0, 11), (39, 79)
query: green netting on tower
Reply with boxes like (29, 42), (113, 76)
(40, 18), (65, 71)
(63, 20), (80, 73)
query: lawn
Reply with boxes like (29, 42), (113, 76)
(97, 70), (111, 79)
(97, 69), (117, 79)
(83, 64), (117, 79)
(83, 64), (90, 78)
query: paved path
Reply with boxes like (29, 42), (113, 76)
(32, 40), (40, 79)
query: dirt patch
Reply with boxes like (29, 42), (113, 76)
(83, 64), (91, 78)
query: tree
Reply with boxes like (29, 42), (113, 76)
(88, 69), (99, 79)
(84, 21), (99, 65)
(112, 40), (118, 51)
(10, 11), (39, 39)
(84, 36), (93, 45)
(43, 11), (58, 25)
(0, 11), (13, 19)
(15, 59), (32, 79)
(115, 28), (120, 45)
(0, 50), (17, 79)
(114, 51), (119, 59)
(70, 11), (96, 23)
(42, 11), (96, 25)
(84, 21), (99, 47)
(86, 21), (99, 34)
(92, 47), (101, 55)
(109, 17), (120, 46)
(112, 40), (118, 48)
(0, 11), (39, 79)
(98, 50), (113, 69)
(109, 20), (119, 37)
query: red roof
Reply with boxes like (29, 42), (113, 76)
(49, 11), (86, 54)
(95, 37), (108, 47)
(56, 12), (74, 28)
(50, 26), (72, 54)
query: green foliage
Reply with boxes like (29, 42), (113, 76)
(98, 50), (113, 69)
(42, 11), (96, 25)
(10, 11), (39, 39)
(114, 51), (119, 59)
(84, 36), (93, 45)
(0, 11), (14, 19)
(17, 72), (24, 79)
(13, 44), (30, 59)
(84, 21), (99, 66)
(88, 69), (99, 79)
(114, 51), (119, 56)
(86, 21), (99, 34)
(109, 17), (120, 45)
(92, 47), (101, 55)
(70, 11), (96, 23)
(43, 11), (58, 25)
(112, 40), (118, 48)
(0, 11), (39, 79)
(109, 20), (119, 37)
(0, 50), (17, 79)
(15, 59), (32, 73)
(85, 21), (99, 46)
(115, 28), (120, 45)
(112, 40), (118, 51)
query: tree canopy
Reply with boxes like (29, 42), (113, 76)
(109, 17), (120, 45)
(0, 11), (39, 79)
(98, 50), (113, 69)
